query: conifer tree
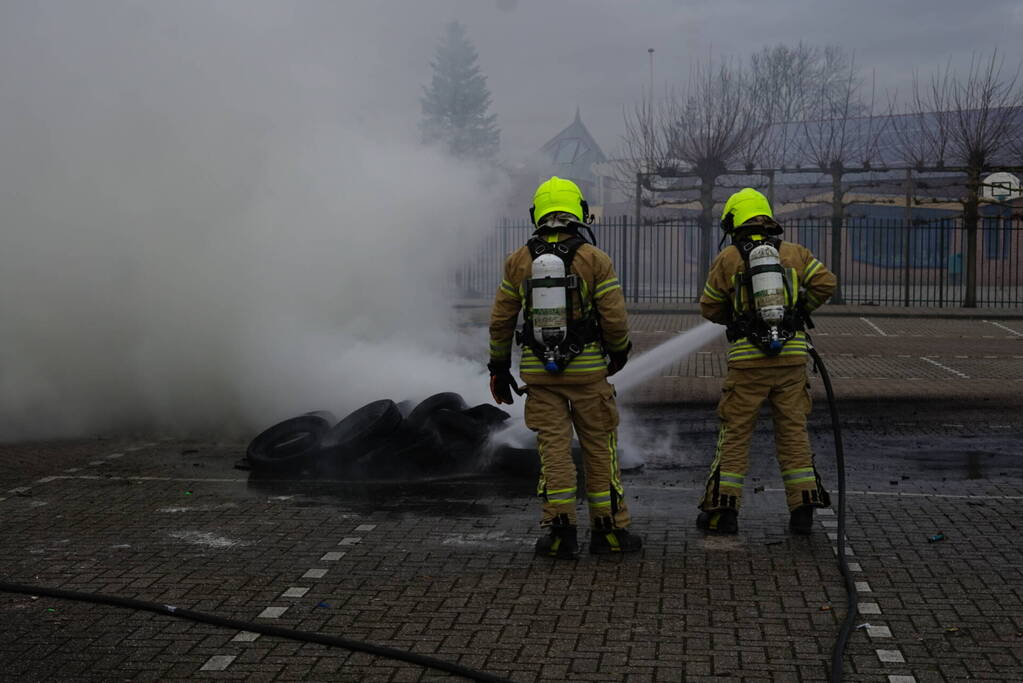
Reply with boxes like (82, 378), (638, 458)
(420, 21), (500, 161)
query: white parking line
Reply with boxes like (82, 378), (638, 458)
(984, 320), (1023, 337)
(200, 655), (236, 671)
(860, 317), (889, 336)
(877, 650), (906, 663)
(818, 510), (906, 677)
(920, 356), (969, 378)
(257, 606), (288, 619)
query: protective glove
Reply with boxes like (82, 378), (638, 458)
(794, 291), (815, 330)
(724, 319), (746, 342)
(606, 342), (632, 377)
(488, 359), (521, 405)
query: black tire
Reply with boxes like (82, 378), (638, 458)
(489, 445), (540, 478)
(461, 404), (511, 428)
(428, 408), (490, 443)
(303, 410), (337, 423)
(406, 392), (467, 429)
(318, 400), (403, 474)
(247, 414), (333, 476)
(351, 425), (449, 478)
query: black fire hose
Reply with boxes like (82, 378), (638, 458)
(0, 580), (513, 683)
(805, 336), (857, 683)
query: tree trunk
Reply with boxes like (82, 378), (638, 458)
(631, 173), (642, 303)
(699, 175), (716, 282)
(963, 168), (980, 308)
(830, 170), (845, 304)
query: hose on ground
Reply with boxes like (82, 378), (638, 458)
(807, 339), (858, 683)
(0, 580), (513, 683)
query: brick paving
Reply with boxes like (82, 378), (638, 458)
(1, 310), (1021, 681)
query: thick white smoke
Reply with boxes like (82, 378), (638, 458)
(0, 2), (503, 440)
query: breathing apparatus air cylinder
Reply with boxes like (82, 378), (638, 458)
(529, 252), (571, 371)
(748, 243), (787, 352)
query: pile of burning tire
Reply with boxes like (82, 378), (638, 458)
(244, 392), (535, 479)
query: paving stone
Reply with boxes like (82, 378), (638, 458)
(1, 311), (1022, 680)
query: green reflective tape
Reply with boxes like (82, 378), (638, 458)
(703, 283), (727, 301)
(595, 278), (620, 296)
(606, 335), (630, 352)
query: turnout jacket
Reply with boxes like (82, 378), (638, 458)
(489, 233), (631, 385)
(700, 235), (837, 368)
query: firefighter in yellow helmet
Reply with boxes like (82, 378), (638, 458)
(697, 188), (837, 535)
(488, 176), (641, 558)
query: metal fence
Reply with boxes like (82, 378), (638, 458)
(457, 216), (1023, 308)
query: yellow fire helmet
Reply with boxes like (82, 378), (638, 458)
(530, 176), (587, 225)
(720, 187), (773, 233)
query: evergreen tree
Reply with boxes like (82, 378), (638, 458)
(420, 21), (500, 161)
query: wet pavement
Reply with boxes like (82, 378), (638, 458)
(1, 309), (1022, 682)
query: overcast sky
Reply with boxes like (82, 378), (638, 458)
(5, 1), (1021, 161)
(420, 0), (1023, 159)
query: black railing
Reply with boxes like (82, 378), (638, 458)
(457, 216), (1023, 308)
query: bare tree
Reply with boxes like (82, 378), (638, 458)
(614, 90), (667, 212)
(663, 59), (767, 275)
(894, 51), (1023, 306)
(615, 58), (768, 277)
(797, 62), (888, 303)
(750, 44), (865, 168)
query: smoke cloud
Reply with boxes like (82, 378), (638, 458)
(0, 2), (503, 440)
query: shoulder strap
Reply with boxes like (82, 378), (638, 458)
(731, 234), (782, 265)
(526, 235), (587, 269)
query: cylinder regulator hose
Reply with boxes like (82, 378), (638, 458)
(806, 337), (857, 682)
(0, 580), (512, 683)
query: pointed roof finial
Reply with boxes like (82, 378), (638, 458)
(574, 106), (581, 123)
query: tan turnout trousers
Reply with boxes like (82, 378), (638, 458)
(699, 364), (830, 512)
(524, 379), (631, 529)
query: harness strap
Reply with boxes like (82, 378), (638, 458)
(729, 235), (800, 356)
(519, 236), (602, 372)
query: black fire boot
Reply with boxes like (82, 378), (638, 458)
(696, 508), (738, 534)
(589, 516), (643, 554)
(535, 514), (579, 560)
(789, 505), (815, 535)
